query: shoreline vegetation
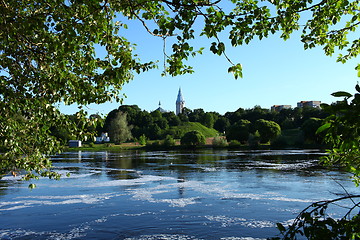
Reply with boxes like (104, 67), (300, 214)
(64, 106), (329, 153)
(68, 136), (325, 152)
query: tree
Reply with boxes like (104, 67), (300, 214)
(201, 112), (216, 128)
(301, 117), (324, 144)
(1, 0), (359, 182)
(254, 119), (281, 144)
(188, 108), (205, 122)
(103, 109), (120, 133)
(214, 116), (230, 133)
(146, 123), (162, 140)
(118, 105), (142, 126)
(163, 112), (181, 127)
(108, 112), (132, 144)
(226, 119), (251, 144)
(180, 130), (206, 146)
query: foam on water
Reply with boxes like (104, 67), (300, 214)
(220, 238), (266, 240)
(0, 213), (125, 239)
(0, 227), (89, 240)
(91, 175), (175, 187)
(204, 215), (275, 229)
(125, 177), (318, 208)
(124, 234), (202, 240)
(252, 160), (319, 170)
(0, 193), (124, 211)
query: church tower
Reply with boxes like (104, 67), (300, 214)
(176, 88), (185, 115)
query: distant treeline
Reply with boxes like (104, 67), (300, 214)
(51, 105), (328, 148)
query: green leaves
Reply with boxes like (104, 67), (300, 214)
(315, 123), (331, 134)
(0, 0), (143, 182)
(331, 91), (353, 98)
(228, 64), (243, 79)
(319, 84), (360, 184)
(271, 194), (360, 240)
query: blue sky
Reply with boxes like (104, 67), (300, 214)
(59, 17), (359, 116)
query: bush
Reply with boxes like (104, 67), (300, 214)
(270, 135), (289, 149)
(248, 130), (261, 147)
(137, 134), (147, 145)
(88, 142), (95, 148)
(228, 140), (241, 148)
(212, 137), (227, 147)
(152, 140), (161, 146)
(163, 135), (176, 147)
(180, 130), (206, 146)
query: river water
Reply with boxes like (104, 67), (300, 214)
(0, 149), (358, 240)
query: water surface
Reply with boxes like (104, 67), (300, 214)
(0, 149), (358, 239)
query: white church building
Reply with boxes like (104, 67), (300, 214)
(155, 88), (185, 115)
(176, 88), (185, 115)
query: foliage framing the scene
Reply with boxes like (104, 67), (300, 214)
(271, 85), (360, 239)
(319, 84), (360, 185)
(0, 0), (359, 182)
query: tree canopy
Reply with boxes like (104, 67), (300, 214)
(1, 0), (359, 181)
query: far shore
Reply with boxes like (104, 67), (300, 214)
(66, 137), (324, 152)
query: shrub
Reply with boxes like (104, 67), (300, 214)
(228, 140), (241, 148)
(163, 135), (176, 147)
(270, 135), (289, 149)
(180, 130), (206, 146)
(151, 141), (161, 146)
(137, 134), (147, 145)
(212, 137), (227, 147)
(248, 130), (261, 147)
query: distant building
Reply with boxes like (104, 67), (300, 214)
(156, 101), (167, 113)
(69, 140), (82, 148)
(95, 132), (110, 143)
(297, 101), (321, 108)
(271, 105), (292, 112)
(176, 88), (185, 115)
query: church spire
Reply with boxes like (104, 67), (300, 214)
(176, 87), (185, 115)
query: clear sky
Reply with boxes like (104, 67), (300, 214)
(59, 16), (359, 116)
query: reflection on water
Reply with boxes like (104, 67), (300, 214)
(0, 149), (357, 240)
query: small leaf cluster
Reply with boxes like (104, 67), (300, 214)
(271, 194), (360, 240)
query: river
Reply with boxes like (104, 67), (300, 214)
(0, 149), (358, 239)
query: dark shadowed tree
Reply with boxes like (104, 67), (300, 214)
(226, 119), (251, 144)
(301, 117), (324, 144)
(214, 116), (230, 133)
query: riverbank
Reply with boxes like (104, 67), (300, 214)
(67, 137), (325, 152)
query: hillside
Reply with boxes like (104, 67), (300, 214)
(165, 122), (219, 139)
